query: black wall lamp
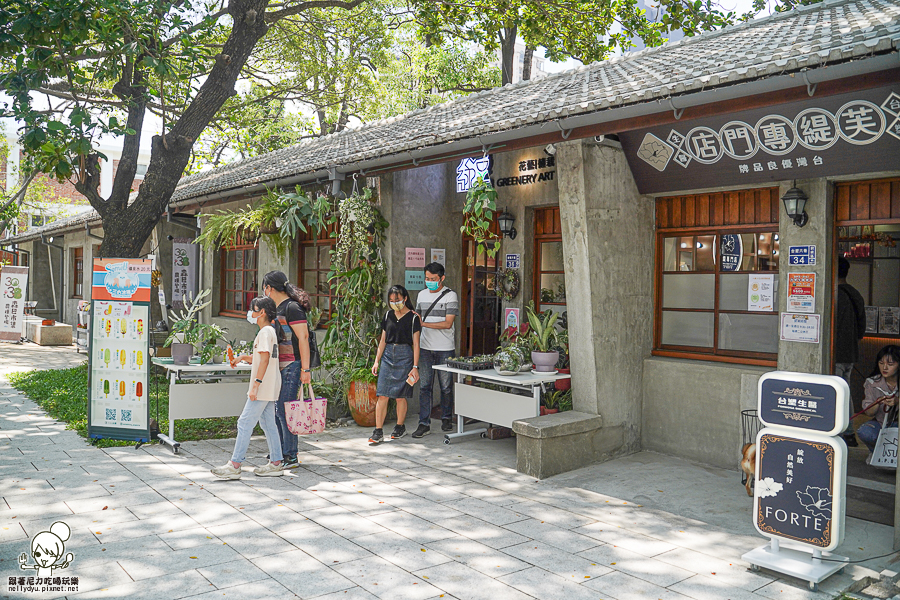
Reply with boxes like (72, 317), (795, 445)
(498, 208), (517, 240)
(781, 185), (809, 228)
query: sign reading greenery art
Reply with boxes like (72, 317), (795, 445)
(620, 86), (900, 194)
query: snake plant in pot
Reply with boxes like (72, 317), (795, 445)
(525, 302), (559, 372)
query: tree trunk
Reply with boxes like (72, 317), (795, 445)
(499, 26), (518, 86)
(92, 0), (271, 258)
(522, 45), (535, 82)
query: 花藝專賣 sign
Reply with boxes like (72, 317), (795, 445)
(619, 86), (900, 194)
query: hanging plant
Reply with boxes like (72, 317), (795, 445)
(495, 267), (520, 302)
(462, 175), (501, 258)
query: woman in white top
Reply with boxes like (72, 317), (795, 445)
(856, 344), (900, 453)
(212, 296), (284, 479)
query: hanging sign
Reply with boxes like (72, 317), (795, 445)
(748, 273), (774, 312)
(780, 313), (821, 344)
(620, 85), (900, 194)
(405, 270), (425, 290)
(171, 239), (199, 310)
(758, 371), (849, 435)
(405, 248), (426, 268)
(787, 272), (816, 313)
(0, 266), (28, 342)
(720, 234), (743, 271)
(456, 156), (492, 193)
(754, 431), (845, 550)
(788, 245), (816, 266)
(430, 248), (446, 266)
(88, 258), (151, 443)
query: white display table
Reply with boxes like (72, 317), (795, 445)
(432, 365), (571, 444)
(151, 358), (251, 453)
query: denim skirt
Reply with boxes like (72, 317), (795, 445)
(376, 344), (414, 398)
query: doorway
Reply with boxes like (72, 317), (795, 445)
(461, 235), (501, 356)
(834, 177), (900, 525)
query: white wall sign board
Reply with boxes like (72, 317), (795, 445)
(430, 248), (446, 266)
(0, 266), (28, 342)
(743, 371), (849, 591)
(780, 313), (821, 344)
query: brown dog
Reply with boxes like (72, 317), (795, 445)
(740, 443), (756, 497)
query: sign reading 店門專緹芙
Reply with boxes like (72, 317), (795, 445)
(758, 372), (849, 435)
(720, 234), (743, 271)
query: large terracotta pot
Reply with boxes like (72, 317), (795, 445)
(348, 380), (377, 427)
(555, 368), (571, 391)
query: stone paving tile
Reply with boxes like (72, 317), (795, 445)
(312, 588), (381, 600)
(201, 480), (275, 506)
(353, 531), (455, 571)
(445, 481), (528, 506)
(441, 515), (530, 550)
(74, 534), (172, 567)
(500, 540), (613, 582)
(58, 561), (136, 594)
(583, 570), (694, 600)
(577, 544), (695, 588)
(503, 499), (598, 529)
(441, 496), (529, 526)
(652, 546), (776, 591)
(197, 557), (270, 589)
(381, 493), (466, 524)
(277, 522), (374, 564)
(250, 548), (356, 598)
(171, 577), (294, 600)
(424, 536), (531, 578)
(0, 500), (73, 521)
(65, 568), (211, 599)
(413, 560), (533, 600)
(117, 542), (240, 580)
(234, 500), (313, 533)
(573, 522), (679, 557)
(86, 512), (201, 543)
(25, 506), (137, 538)
(503, 517), (601, 553)
(497, 565), (609, 600)
(65, 490), (164, 514)
(389, 478), (467, 503)
(403, 467), (473, 488)
(172, 497), (251, 529)
(670, 574), (775, 600)
(206, 519), (298, 559)
(126, 499), (189, 520)
(331, 555), (443, 600)
(302, 505), (389, 539)
(158, 527), (222, 550)
(309, 484), (400, 517)
(366, 510), (458, 544)
(751, 578), (836, 600)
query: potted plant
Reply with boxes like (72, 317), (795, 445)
(492, 348), (523, 376)
(461, 176), (502, 258)
(554, 327), (570, 390)
(164, 289), (212, 365)
(525, 301), (559, 372)
(197, 323), (228, 365)
(542, 388), (572, 415)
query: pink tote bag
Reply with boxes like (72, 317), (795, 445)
(285, 383), (327, 435)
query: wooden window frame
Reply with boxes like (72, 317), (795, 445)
(533, 207), (565, 308)
(299, 238), (336, 327)
(653, 226), (779, 366)
(71, 247), (83, 299)
(218, 242), (259, 318)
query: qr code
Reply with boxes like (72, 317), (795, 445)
(121, 410), (132, 422)
(105, 408), (116, 420)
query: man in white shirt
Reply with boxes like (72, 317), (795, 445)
(412, 262), (459, 438)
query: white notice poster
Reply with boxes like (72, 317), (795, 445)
(430, 248), (446, 266)
(748, 273), (774, 312)
(0, 266), (28, 342)
(780, 313), (821, 344)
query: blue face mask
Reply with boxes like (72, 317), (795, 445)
(425, 280), (440, 292)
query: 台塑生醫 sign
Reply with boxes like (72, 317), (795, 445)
(620, 86), (900, 195)
(758, 372), (848, 435)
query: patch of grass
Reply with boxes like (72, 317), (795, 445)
(8, 365), (260, 448)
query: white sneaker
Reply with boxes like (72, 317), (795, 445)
(211, 462), (241, 479)
(253, 461), (284, 477)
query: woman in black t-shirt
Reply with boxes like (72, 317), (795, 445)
(369, 285), (421, 444)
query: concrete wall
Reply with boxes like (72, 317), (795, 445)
(643, 357), (770, 469)
(557, 138), (655, 458)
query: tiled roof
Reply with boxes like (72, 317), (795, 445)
(169, 0), (900, 204)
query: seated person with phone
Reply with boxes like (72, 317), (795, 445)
(856, 345), (900, 453)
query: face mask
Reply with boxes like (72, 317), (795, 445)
(247, 310), (257, 324)
(425, 280), (440, 292)
(390, 301), (404, 311)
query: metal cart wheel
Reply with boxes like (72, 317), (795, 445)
(808, 582), (817, 592)
(480, 432), (487, 439)
(750, 565), (759, 572)
(443, 437), (451, 445)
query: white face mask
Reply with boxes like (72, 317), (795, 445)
(247, 310), (257, 324)
(390, 301), (404, 311)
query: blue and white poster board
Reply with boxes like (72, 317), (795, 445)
(743, 372), (849, 591)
